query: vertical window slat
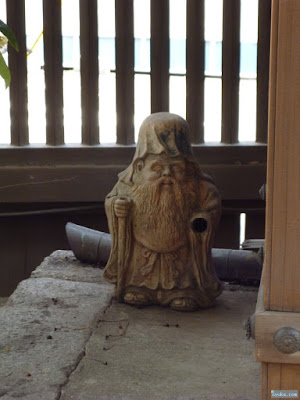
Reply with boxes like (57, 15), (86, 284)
(115, 0), (134, 145)
(43, 0), (64, 145)
(221, 0), (240, 144)
(7, 0), (28, 146)
(151, 0), (169, 113)
(256, 0), (271, 144)
(186, 0), (204, 143)
(80, 0), (99, 145)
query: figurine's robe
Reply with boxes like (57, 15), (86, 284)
(103, 176), (222, 307)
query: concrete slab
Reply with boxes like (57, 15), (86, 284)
(0, 250), (260, 400)
(0, 297), (7, 307)
(31, 250), (107, 284)
(0, 251), (113, 400)
(61, 290), (259, 400)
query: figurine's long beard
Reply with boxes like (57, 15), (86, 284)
(132, 178), (192, 247)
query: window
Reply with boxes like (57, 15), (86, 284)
(0, 0), (269, 208)
(0, 0), (266, 145)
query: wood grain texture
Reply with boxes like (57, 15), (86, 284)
(260, 2), (300, 396)
(264, 0), (279, 312)
(256, 0), (271, 143)
(80, 0), (99, 145)
(260, 362), (268, 399)
(0, 163), (266, 203)
(281, 364), (300, 390)
(186, 0), (205, 144)
(115, 0), (134, 145)
(221, 0), (240, 144)
(0, 144), (267, 167)
(151, 0), (169, 113)
(267, 363), (281, 394)
(7, 0), (29, 146)
(43, 0), (64, 145)
(268, 0), (300, 312)
(256, 311), (300, 363)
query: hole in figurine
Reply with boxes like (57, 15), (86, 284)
(191, 218), (207, 233)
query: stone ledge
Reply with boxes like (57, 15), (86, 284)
(0, 250), (260, 400)
(31, 250), (108, 284)
(0, 250), (114, 400)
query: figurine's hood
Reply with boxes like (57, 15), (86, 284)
(119, 112), (195, 185)
(133, 112), (192, 158)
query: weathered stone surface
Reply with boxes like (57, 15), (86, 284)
(0, 297), (7, 307)
(0, 305), (86, 400)
(31, 250), (107, 284)
(7, 277), (111, 308)
(0, 250), (260, 400)
(61, 290), (259, 400)
(0, 251), (113, 400)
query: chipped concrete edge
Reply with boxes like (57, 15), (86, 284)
(0, 250), (114, 400)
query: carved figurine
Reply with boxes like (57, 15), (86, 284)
(103, 112), (222, 311)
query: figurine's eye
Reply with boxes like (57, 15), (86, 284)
(151, 164), (163, 173)
(136, 160), (144, 171)
(172, 166), (184, 173)
(172, 164), (185, 175)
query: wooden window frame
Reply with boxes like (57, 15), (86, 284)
(1, 0), (270, 204)
(0, 144), (266, 202)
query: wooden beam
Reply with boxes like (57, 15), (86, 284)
(151, 0), (169, 113)
(265, 0), (300, 312)
(43, 0), (64, 145)
(264, 0), (279, 313)
(80, 0), (99, 145)
(256, 311), (300, 363)
(186, 0), (205, 144)
(0, 143), (267, 167)
(7, 0), (29, 146)
(0, 163), (266, 203)
(221, 0), (240, 144)
(260, 0), (300, 395)
(256, 0), (271, 143)
(115, 0), (134, 145)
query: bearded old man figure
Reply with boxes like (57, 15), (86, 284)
(103, 112), (222, 311)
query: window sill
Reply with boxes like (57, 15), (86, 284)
(0, 143), (267, 202)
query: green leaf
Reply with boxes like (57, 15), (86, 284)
(0, 20), (19, 51)
(0, 52), (11, 88)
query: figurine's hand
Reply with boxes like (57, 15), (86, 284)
(114, 197), (132, 218)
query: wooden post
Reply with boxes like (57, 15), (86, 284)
(43, 0), (64, 146)
(257, 0), (300, 397)
(221, 0), (240, 144)
(186, 0), (205, 144)
(7, 0), (29, 146)
(80, 0), (99, 145)
(150, 0), (169, 113)
(115, 0), (134, 145)
(256, 0), (271, 144)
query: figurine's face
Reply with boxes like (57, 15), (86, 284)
(136, 153), (187, 186)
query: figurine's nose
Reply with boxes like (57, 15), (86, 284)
(162, 166), (171, 177)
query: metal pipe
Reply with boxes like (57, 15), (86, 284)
(65, 222), (111, 266)
(212, 248), (262, 283)
(65, 222), (263, 283)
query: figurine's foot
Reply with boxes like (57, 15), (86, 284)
(123, 291), (151, 306)
(169, 297), (199, 312)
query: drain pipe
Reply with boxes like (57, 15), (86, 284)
(65, 222), (263, 284)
